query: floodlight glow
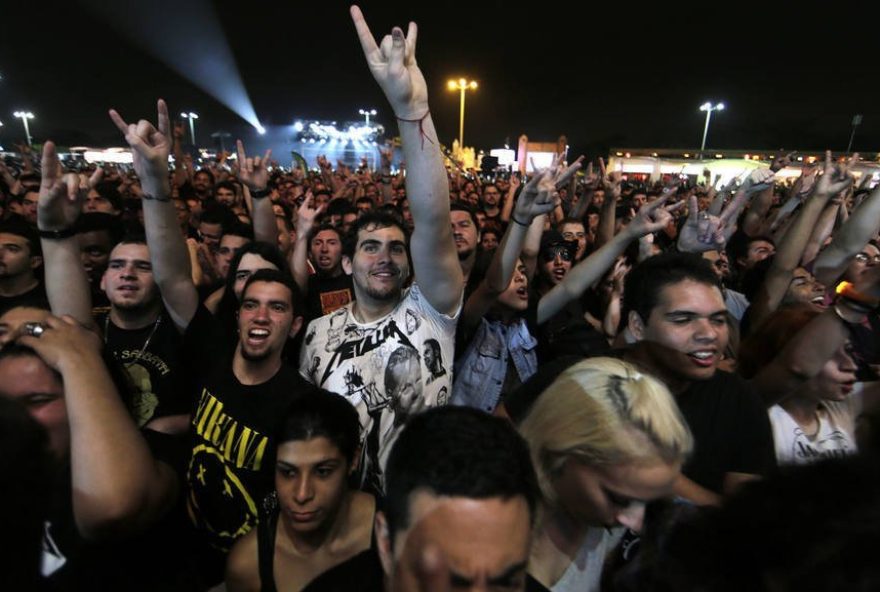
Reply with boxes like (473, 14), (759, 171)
(256, 124), (266, 135)
(293, 121), (304, 132)
(82, 0), (263, 130)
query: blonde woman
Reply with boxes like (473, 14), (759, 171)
(517, 357), (693, 592)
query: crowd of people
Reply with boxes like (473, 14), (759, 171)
(1, 5), (879, 591)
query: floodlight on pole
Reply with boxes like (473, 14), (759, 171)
(358, 109), (377, 126)
(698, 102), (724, 159)
(13, 111), (35, 146)
(447, 78), (478, 148)
(180, 112), (199, 145)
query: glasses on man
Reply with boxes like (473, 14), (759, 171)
(541, 247), (573, 263)
(854, 252), (880, 264)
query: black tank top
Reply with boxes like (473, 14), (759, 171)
(256, 494), (383, 592)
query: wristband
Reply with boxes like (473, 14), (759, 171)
(38, 227), (77, 240)
(395, 111), (434, 150)
(250, 187), (271, 199)
(834, 281), (880, 309)
(141, 193), (171, 203)
(512, 216), (530, 227)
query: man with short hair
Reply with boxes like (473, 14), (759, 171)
(300, 8), (464, 494)
(623, 251), (775, 504)
(450, 203), (480, 281)
(0, 217), (47, 315)
(378, 405), (539, 591)
(480, 183), (502, 223)
(108, 105), (318, 584)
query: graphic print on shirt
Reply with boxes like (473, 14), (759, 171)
(789, 427), (854, 462)
(187, 388), (269, 551)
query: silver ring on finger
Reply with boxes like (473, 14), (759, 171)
(24, 322), (45, 338)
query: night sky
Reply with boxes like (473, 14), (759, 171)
(0, 1), (875, 160)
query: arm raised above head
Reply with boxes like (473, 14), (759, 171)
(350, 5), (462, 316)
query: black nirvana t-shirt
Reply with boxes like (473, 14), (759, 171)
(99, 311), (189, 427)
(182, 305), (317, 555)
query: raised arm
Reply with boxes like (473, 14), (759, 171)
(538, 192), (679, 324)
(37, 142), (93, 325)
(750, 266), (880, 407)
(109, 100), (198, 330)
(461, 171), (561, 332)
(749, 152), (855, 328)
(290, 192), (325, 293)
(812, 183), (880, 286)
(19, 316), (177, 539)
(351, 5), (462, 315)
(236, 140), (277, 244)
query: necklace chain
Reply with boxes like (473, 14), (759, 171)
(104, 314), (162, 366)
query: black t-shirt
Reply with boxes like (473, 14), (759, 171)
(504, 351), (775, 494)
(0, 281), (49, 316)
(674, 369), (776, 493)
(98, 310), (190, 427)
(528, 288), (610, 364)
(43, 430), (200, 592)
(182, 305), (318, 565)
(305, 273), (354, 323)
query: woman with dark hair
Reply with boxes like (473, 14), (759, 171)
(226, 392), (381, 591)
(739, 267), (880, 464)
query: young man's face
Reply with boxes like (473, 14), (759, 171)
(378, 492), (532, 591)
(345, 224), (410, 304)
(310, 229), (343, 275)
(215, 235), (251, 280)
(539, 246), (573, 287)
(0, 233), (39, 281)
(100, 243), (159, 312)
(237, 280), (301, 362)
(215, 186), (237, 206)
(740, 239), (775, 269)
(482, 186), (501, 208)
(630, 279), (728, 382)
(78, 230), (115, 283)
(560, 222), (587, 261)
(450, 211), (479, 262)
(85, 190), (117, 214)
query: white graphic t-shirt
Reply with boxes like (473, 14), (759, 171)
(299, 283), (459, 492)
(768, 392), (862, 465)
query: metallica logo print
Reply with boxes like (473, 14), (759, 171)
(300, 284), (457, 493)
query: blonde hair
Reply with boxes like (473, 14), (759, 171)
(517, 357), (693, 506)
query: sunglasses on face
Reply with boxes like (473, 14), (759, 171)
(541, 247), (573, 263)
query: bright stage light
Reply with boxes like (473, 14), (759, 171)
(256, 124), (266, 135)
(293, 121), (304, 132)
(82, 0), (263, 130)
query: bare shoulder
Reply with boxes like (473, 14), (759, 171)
(226, 529), (261, 592)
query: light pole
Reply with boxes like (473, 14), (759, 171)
(180, 112), (199, 145)
(698, 102), (724, 159)
(13, 111), (34, 146)
(447, 78), (478, 148)
(358, 108), (377, 126)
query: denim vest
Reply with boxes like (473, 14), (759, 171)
(452, 318), (538, 412)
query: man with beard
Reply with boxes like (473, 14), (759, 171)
(450, 203), (480, 282)
(109, 102), (318, 585)
(300, 6), (463, 495)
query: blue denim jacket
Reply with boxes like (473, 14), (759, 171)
(452, 318), (538, 412)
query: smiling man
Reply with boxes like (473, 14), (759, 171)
(623, 252), (775, 504)
(299, 6), (464, 496)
